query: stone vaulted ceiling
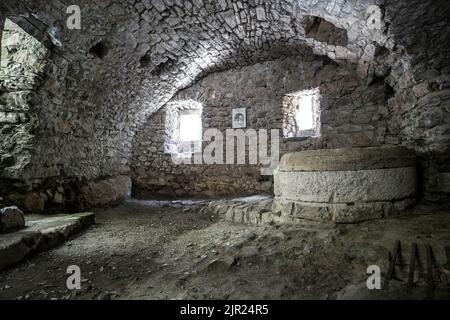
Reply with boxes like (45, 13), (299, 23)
(3, 0), (391, 116)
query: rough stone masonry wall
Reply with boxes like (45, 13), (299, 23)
(381, 0), (450, 201)
(132, 53), (392, 198)
(1, 0), (383, 211)
(0, 19), (51, 208)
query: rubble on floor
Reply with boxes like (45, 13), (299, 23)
(1, 201), (449, 300)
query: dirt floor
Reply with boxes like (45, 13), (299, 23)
(1, 199), (450, 300)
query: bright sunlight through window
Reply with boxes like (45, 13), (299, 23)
(283, 88), (320, 138)
(295, 94), (315, 131)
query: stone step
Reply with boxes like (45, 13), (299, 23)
(0, 213), (95, 271)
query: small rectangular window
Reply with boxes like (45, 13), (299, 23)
(163, 100), (203, 157)
(179, 114), (202, 142)
(283, 89), (321, 138)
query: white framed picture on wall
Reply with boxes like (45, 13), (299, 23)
(232, 108), (247, 129)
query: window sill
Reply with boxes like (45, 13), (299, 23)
(282, 136), (312, 142)
(166, 150), (202, 158)
(167, 152), (194, 158)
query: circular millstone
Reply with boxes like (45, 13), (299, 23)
(274, 146), (417, 223)
(278, 146), (416, 172)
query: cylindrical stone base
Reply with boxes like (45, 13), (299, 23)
(274, 146), (417, 223)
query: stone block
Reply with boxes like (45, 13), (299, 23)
(77, 175), (132, 209)
(275, 147), (417, 223)
(276, 167), (416, 203)
(23, 193), (48, 214)
(439, 172), (450, 193)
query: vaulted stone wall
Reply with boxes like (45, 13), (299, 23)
(365, 0), (450, 201)
(0, 0), (449, 210)
(132, 53), (392, 197)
